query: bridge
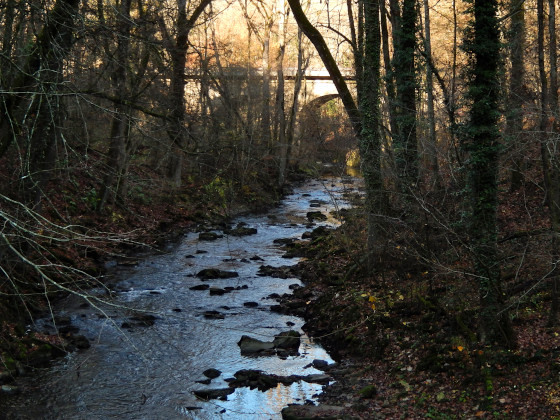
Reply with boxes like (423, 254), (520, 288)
(184, 67), (356, 111)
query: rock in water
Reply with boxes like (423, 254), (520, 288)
(196, 268), (239, 280)
(272, 330), (301, 350)
(192, 388), (234, 401)
(198, 232), (223, 241)
(237, 335), (275, 355)
(203, 368), (222, 379)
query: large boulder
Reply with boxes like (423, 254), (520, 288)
(238, 330), (301, 356)
(272, 330), (301, 350)
(237, 335), (275, 355)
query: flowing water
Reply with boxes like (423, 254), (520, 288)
(2, 177), (360, 420)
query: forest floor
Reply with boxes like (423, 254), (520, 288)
(283, 190), (560, 419)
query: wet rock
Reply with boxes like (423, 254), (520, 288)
(301, 374), (331, 385)
(67, 334), (90, 350)
(198, 232), (223, 241)
(185, 254), (196, 258)
(195, 250), (208, 254)
(243, 302), (259, 308)
(306, 211), (327, 222)
(172, 308), (182, 312)
(203, 311), (225, 319)
(302, 225), (331, 240)
(58, 324), (80, 335)
(273, 237), (296, 245)
(209, 287), (229, 296)
(267, 293), (281, 299)
(311, 359), (330, 370)
(257, 265), (293, 279)
(238, 330), (301, 356)
(237, 336), (275, 355)
(281, 404), (346, 420)
(195, 379), (211, 385)
(54, 315), (72, 326)
(192, 388), (234, 401)
(197, 268), (239, 280)
(1, 385), (20, 395)
(190, 284), (210, 291)
(203, 368), (222, 379)
(130, 314), (157, 326)
(24, 342), (66, 367)
(0, 371), (13, 385)
(224, 223), (258, 236)
(250, 255), (264, 261)
(228, 369), (282, 391)
(272, 330), (301, 351)
(309, 199), (327, 208)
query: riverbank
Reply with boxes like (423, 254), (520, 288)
(281, 203), (560, 419)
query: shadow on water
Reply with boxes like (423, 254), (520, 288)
(2, 176), (362, 420)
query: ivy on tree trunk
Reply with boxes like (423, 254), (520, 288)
(464, 0), (516, 347)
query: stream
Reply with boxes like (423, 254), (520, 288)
(2, 177), (360, 420)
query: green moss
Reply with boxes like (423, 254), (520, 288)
(359, 384), (377, 399)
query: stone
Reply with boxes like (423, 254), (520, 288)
(301, 374), (331, 385)
(272, 330), (301, 350)
(1, 385), (20, 395)
(130, 314), (157, 326)
(306, 211), (327, 222)
(198, 232), (223, 241)
(196, 268), (239, 280)
(224, 224), (258, 236)
(203, 311), (225, 320)
(237, 335), (275, 355)
(192, 388), (234, 401)
(203, 368), (222, 379)
(209, 287), (229, 296)
(281, 405), (346, 420)
(243, 302), (259, 308)
(190, 284), (209, 291)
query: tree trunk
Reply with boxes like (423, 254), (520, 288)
(381, 0), (398, 147)
(546, 0), (559, 326)
(392, 0), (418, 187)
(505, 0), (525, 192)
(423, 0), (441, 189)
(360, 0), (383, 252)
(276, 1), (288, 185)
(465, 0), (516, 347)
(98, 0), (133, 212)
(165, 0), (213, 188)
(0, 0), (80, 161)
(287, 0), (362, 138)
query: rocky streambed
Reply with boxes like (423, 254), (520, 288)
(1, 177), (361, 420)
